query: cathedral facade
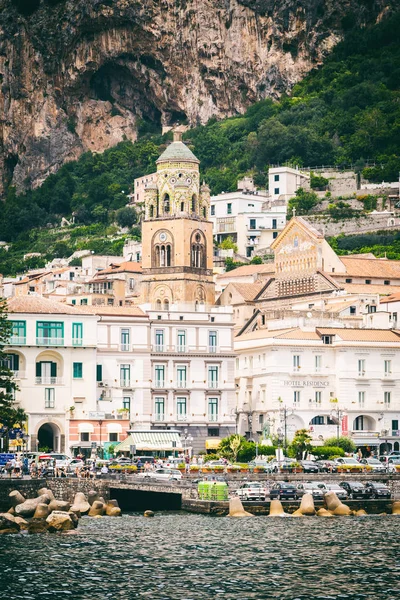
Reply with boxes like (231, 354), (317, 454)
(141, 133), (215, 307)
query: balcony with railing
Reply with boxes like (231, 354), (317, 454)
(154, 413), (165, 422)
(154, 379), (165, 389)
(35, 377), (64, 385)
(12, 371), (26, 379)
(9, 336), (26, 345)
(176, 380), (187, 389)
(120, 344), (131, 352)
(208, 413), (219, 422)
(120, 379), (131, 388)
(36, 337), (64, 346)
(208, 380), (219, 389)
(151, 344), (233, 355)
(176, 413), (187, 422)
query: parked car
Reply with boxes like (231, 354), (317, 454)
(39, 453), (73, 469)
(295, 482), (324, 500)
(111, 457), (133, 465)
(164, 458), (184, 468)
(67, 459), (84, 473)
(334, 458), (372, 472)
(339, 481), (372, 499)
(268, 459), (294, 473)
(300, 460), (320, 473)
(322, 483), (348, 501)
(364, 482), (391, 499)
(269, 482), (298, 500)
(137, 468), (182, 481)
(134, 456), (156, 465)
(236, 482), (267, 501)
(359, 458), (386, 472)
(388, 451), (400, 457)
(387, 458), (400, 473)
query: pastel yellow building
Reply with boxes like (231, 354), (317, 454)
(141, 133), (215, 307)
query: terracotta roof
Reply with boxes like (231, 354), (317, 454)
(217, 264), (275, 279)
(324, 301), (358, 314)
(7, 296), (91, 315)
(317, 328), (400, 342)
(342, 283), (400, 295)
(14, 272), (51, 285)
(96, 261), (142, 276)
(339, 256), (400, 279)
(380, 293), (400, 304)
(230, 282), (265, 302)
(275, 329), (321, 340)
(77, 306), (147, 317)
(235, 328), (294, 341)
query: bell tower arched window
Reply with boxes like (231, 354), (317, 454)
(163, 194), (170, 214)
(191, 195), (196, 213)
(149, 205), (154, 218)
(181, 201), (185, 212)
(191, 232), (206, 269)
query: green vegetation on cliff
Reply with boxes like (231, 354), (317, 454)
(0, 12), (399, 276)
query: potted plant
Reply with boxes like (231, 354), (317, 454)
(253, 465), (265, 473)
(178, 462), (186, 473)
(290, 461), (303, 473)
(213, 465), (225, 473)
(189, 465), (200, 473)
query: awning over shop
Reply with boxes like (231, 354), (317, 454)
(205, 438), (222, 450)
(107, 423), (122, 433)
(114, 430), (183, 453)
(78, 423), (94, 433)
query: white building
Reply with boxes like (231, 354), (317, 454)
(268, 166), (310, 202)
(234, 325), (400, 455)
(210, 189), (286, 258)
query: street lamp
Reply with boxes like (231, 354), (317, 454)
(277, 427), (283, 467)
(279, 404), (293, 454)
(330, 406), (346, 442)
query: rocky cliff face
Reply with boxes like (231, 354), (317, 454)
(0, 0), (395, 193)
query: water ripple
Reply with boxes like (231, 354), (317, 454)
(0, 514), (399, 599)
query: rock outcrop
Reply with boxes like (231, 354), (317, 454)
(0, 0), (395, 192)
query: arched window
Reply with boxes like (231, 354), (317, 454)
(155, 245), (160, 267)
(156, 299), (162, 310)
(149, 205), (154, 218)
(164, 299), (169, 310)
(160, 245), (166, 267)
(163, 194), (170, 214)
(191, 195), (196, 213)
(202, 206), (207, 218)
(180, 201), (185, 212)
(166, 245), (171, 267)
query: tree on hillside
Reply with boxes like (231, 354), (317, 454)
(0, 299), (21, 450)
(288, 188), (319, 216)
(116, 206), (138, 229)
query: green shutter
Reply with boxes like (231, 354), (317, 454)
(51, 362), (57, 377)
(73, 362), (82, 378)
(36, 362), (42, 377)
(96, 364), (102, 382)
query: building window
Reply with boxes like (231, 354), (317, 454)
(345, 278), (352, 283)
(367, 305), (376, 313)
(176, 366), (187, 388)
(273, 232), (278, 239)
(208, 331), (217, 353)
(120, 364), (131, 387)
(36, 321), (64, 345)
(274, 188), (279, 195)
(392, 420), (399, 436)
(96, 364), (103, 382)
(384, 391), (391, 407)
(365, 279), (371, 285)
(315, 391), (322, 404)
(358, 359), (365, 376)
(322, 335), (332, 345)
(358, 391), (365, 408)
(208, 366), (219, 388)
(259, 414), (264, 426)
(154, 397), (165, 421)
(44, 388), (55, 409)
(80, 432), (90, 442)
(80, 299), (88, 305)
(211, 205), (215, 216)
(272, 218), (277, 229)
(208, 398), (218, 421)
(73, 362), (83, 379)
(293, 355), (300, 371)
(9, 321), (26, 344)
(384, 280), (390, 285)
(354, 416), (365, 431)
(293, 391), (300, 404)
(72, 323), (83, 346)
(120, 328), (130, 351)
(177, 330), (186, 352)
(4, 353), (20, 372)
(154, 365), (165, 388)
(155, 329), (165, 351)
(227, 203), (232, 215)
(350, 306), (356, 315)
(109, 433), (118, 442)
(176, 397), (187, 420)
(315, 355), (321, 373)
(384, 360), (392, 376)
(249, 219), (256, 230)
(123, 397), (131, 411)
(208, 428), (219, 437)
(274, 174), (280, 182)
(36, 361), (57, 384)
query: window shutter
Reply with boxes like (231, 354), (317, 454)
(14, 354), (20, 370)
(36, 362), (42, 377)
(96, 364), (102, 382)
(51, 362), (57, 377)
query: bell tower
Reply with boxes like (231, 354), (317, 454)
(141, 132), (215, 307)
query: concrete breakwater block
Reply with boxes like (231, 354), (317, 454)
(15, 495), (51, 518)
(268, 499), (288, 517)
(38, 488), (55, 501)
(144, 510), (155, 518)
(0, 513), (20, 534)
(228, 497), (254, 517)
(70, 492), (90, 515)
(88, 501), (105, 517)
(46, 511), (74, 532)
(9, 490), (26, 507)
(33, 503), (50, 519)
(392, 501), (400, 515)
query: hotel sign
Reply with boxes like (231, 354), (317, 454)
(284, 380), (329, 387)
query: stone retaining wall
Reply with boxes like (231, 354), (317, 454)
(0, 478), (45, 511)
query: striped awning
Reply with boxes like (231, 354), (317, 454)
(114, 431), (183, 453)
